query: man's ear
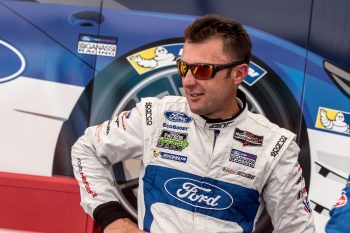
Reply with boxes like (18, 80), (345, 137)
(233, 64), (249, 85)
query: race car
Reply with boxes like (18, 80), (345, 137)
(0, 1), (349, 232)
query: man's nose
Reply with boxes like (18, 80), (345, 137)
(182, 70), (197, 88)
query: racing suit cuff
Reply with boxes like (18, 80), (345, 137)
(93, 201), (136, 230)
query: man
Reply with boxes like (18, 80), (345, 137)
(72, 14), (315, 233)
(326, 174), (350, 233)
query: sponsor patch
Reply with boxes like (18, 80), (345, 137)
(243, 61), (267, 86)
(334, 191), (347, 208)
(164, 111), (192, 123)
(303, 198), (312, 214)
(208, 121), (234, 129)
(157, 130), (188, 151)
(229, 149), (257, 168)
(315, 107), (350, 135)
(77, 158), (97, 198)
(222, 167), (255, 180)
(145, 102), (152, 125)
(233, 128), (263, 146)
(270, 135), (288, 157)
(163, 122), (188, 131)
(126, 44), (183, 75)
(164, 177), (233, 210)
(156, 151), (188, 163)
(77, 34), (117, 57)
(152, 149), (161, 158)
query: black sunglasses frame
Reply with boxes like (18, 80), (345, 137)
(176, 58), (246, 80)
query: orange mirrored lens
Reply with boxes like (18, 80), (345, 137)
(177, 59), (215, 80)
(177, 60), (188, 77)
(192, 64), (213, 80)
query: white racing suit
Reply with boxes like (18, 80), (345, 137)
(71, 91), (315, 233)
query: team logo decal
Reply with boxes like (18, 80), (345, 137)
(316, 107), (350, 135)
(163, 122), (188, 131)
(153, 150), (188, 163)
(164, 177), (233, 210)
(164, 111), (193, 123)
(145, 102), (152, 125)
(222, 167), (255, 180)
(157, 130), (188, 151)
(334, 191), (347, 208)
(77, 34), (117, 57)
(127, 44), (183, 75)
(229, 149), (257, 168)
(233, 128), (263, 146)
(270, 135), (288, 157)
(243, 61), (267, 86)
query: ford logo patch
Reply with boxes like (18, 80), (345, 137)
(164, 111), (192, 123)
(164, 177), (233, 210)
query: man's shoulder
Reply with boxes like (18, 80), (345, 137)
(246, 111), (294, 136)
(141, 95), (188, 105)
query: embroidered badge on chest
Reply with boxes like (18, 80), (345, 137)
(157, 130), (189, 151)
(233, 128), (263, 146)
(229, 149), (257, 168)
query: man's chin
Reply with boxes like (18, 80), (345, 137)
(188, 105), (206, 116)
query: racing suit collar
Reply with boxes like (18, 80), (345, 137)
(191, 89), (247, 130)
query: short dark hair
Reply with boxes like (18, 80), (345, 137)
(184, 14), (251, 64)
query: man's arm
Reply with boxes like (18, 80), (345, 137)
(262, 140), (316, 232)
(104, 219), (146, 233)
(71, 104), (144, 231)
(325, 174), (350, 233)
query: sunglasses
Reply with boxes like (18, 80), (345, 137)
(176, 58), (245, 80)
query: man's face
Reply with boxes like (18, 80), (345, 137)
(180, 37), (245, 119)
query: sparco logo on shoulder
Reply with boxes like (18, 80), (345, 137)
(164, 111), (192, 123)
(270, 135), (287, 157)
(164, 177), (233, 210)
(145, 102), (152, 125)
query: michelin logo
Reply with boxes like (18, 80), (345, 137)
(127, 43), (183, 75)
(159, 151), (187, 163)
(130, 46), (175, 68)
(316, 107), (350, 134)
